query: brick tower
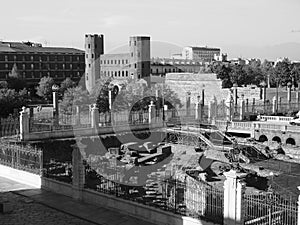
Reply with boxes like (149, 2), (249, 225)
(129, 36), (151, 84)
(85, 34), (104, 93)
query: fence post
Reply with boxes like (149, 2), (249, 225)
(297, 186), (300, 225)
(72, 145), (85, 200)
(223, 170), (247, 225)
(186, 92), (191, 117)
(19, 107), (29, 141)
(90, 104), (99, 129)
(148, 101), (156, 124)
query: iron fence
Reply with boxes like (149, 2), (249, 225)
(85, 168), (224, 224)
(244, 191), (297, 225)
(0, 141), (42, 175)
(0, 117), (19, 137)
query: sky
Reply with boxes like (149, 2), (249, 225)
(1, 0), (300, 60)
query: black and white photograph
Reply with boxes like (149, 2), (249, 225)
(1, 0), (300, 224)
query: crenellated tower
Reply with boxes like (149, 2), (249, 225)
(85, 34), (104, 93)
(129, 36), (151, 84)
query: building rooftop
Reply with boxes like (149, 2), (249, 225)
(0, 41), (84, 54)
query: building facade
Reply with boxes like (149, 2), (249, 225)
(177, 46), (221, 62)
(0, 41), (85, 87)
(85, 34), (151, 93)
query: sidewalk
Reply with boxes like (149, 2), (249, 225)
(0, 176), (155, 225)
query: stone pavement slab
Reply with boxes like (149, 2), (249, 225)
(0, 176), (156, 225)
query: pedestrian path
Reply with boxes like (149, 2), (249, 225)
(0, 176), (155, 225)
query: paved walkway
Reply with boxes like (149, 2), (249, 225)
(0, 176), (155, 225)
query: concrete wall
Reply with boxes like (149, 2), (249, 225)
(0, 164), (41, 188)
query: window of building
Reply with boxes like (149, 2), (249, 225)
(131, 52), (133, 57)
(86, 75), (88, 80)
(122, 60), (124, 64)
(92, 54), (94, 59)
(118, 71), (120, 77)
(107, 71), (110, 76)
(95, 44), (97, 49)
(142, 63), (144, 69)
(31, 56), (34, 61)
(22, 64), (25, 70)
(118, 60), (120, 64)
(156, 68), (159, 73)
(104, 71), (106, 76)
(86, 54), (88, 58)
(134, 63), (137, 69)
(122, 71), (124, 77)
(115, 71), (117, 77)
(107, 60), (109, 64)
(89, 64), (91, 68)
(126, 71), (128, 76)
(111, 60), (113, 64)
(103, 60), (106, 64)
(129, 41), (131, 46)
(100, 60), (102, 64)
(138, 52), (140, 57)
(134, 41), (136, 46)
(126, 60), (128, 64)
(88, 44), (91, 49)
(4, 55), (8, 61)
(115, 60), (117, 64)
(31, 64), (34, 70)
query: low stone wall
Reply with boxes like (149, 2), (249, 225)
(0, 164), (41, 188)
(41, 177), (217, 225)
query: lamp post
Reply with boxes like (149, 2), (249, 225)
(260, 80), (267, 114)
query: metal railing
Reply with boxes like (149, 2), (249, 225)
(244, 191), (297, 225)
(0, 117), (19, 137)
(86, 169), (224, 224)
(0, 141), (43, 175)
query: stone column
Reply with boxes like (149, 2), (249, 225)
(195, 95), (202, 121)
(252, 98), (255, 113)
(52, 86), (59, 126)
(72, 146), (85, 200)
(225, 94), (232, 122)
(272, 96), (277, 114)
(75, 105), (81, 125)
(108, 88), (113, 111)
(223, 170), (247, 225)
(239, 100), (245, 121)
(148, 101), (156, 124)
(297, 91), (300, 110)
(278, 97), (282, 113)
(287, 82), (292, 111)
(20, 107), (29, 141)
(232, 84), (238, 113)
(297, 186), (300, 225)
(90, 104), (99, 129)
(186, 92), (191, 117)
(245, 99), (249, 113)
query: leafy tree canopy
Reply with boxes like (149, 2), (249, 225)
(36, 76), (55, 101)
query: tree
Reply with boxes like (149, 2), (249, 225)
(271, 60), (292, 87)
(7, 64), (26, 91)
(60, 77), (76, 94)
(0, 81), (8, 89)
(291, 64), (300, 87)
(0, 88), (28, 117)
(215, 64), (233, 88)
(95, 79), (112, 113)
(36, 76), (55, 101)
(59, 86), (90, 114)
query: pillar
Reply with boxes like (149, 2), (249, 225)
(223, 170), (247, 225)
(148, 101), (156, 124)
(297, 186), (300, 225)
(297, 91), (300, 109)
(72, 145), (85, 200)
(272, 96), (277, 114)
(245, 99), (249, 113)
(278, 97), (282, 113)
(225, 94), (232, 122)
(75, 105), (81, 125)
(19, 107), (29, 141)
(232, 84), (238, 113)
(239, 100), (245, 121)
(186, 92), (191, 117)
(208, 100), (216, 122)
(52, 88), (59, 126)
(90, 104), (99, 129)
(108, 88), (113, 111)
(252, 98), (255, 113)
(29, 107), (34, 119)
